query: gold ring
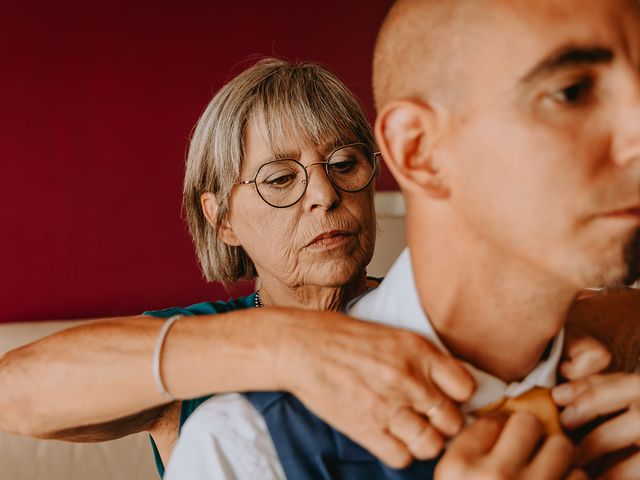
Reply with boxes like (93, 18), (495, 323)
(425, 398), (444, 418)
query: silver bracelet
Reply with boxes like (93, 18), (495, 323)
(153, 314), (183, 401)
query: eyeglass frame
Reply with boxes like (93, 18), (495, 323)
(234, 142), (381, 208)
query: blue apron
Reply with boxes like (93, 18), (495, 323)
(245, 391), (440, 480)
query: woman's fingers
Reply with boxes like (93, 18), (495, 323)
(436, 413), (577, 480)
(564, 469), (589, 480)
(552, 372), (640, 475)
(401, 374), (465, 437)
(387, 406), (444, 459)
(428, 350), (475, 402)
(355, 428), (413, 469)
(578, 409), (640, 463)
(552, 376), (600, 408)
(559, 333), (610, 381)
(434, 414), (507, 479)
(600, 451), (640, 480)
(362, 329), (471, 440)
(424, 394), (465, 437)
(410, 344), (472, 436)
(525, 433), (576, 480)
(553, 373), (640, 428)
(491, 412), (546, 470)
(451, 413), (507, 455)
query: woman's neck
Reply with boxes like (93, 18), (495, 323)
(257, 271), (369, 312)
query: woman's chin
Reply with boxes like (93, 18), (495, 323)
(306, 259), (367, 288)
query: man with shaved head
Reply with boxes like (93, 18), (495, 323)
(166, 1), (640, 478)
(367, 0), (640, 478)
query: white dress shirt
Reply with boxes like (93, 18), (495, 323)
(164, 248), (564, 480)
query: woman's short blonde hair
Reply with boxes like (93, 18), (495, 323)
(183, 57), (376, 285)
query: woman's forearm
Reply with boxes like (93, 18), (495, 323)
(0, 310), (281, 438)
(0, 306), (476, 466)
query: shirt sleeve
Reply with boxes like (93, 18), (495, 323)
(163, 393), (285, 480)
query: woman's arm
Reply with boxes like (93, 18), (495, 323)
(0, 311), (279, 438)
(0, 307), (474, 469)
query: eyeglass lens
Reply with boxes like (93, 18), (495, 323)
(255, 144), (375, 207)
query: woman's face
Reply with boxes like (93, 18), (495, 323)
(225, 118), (376, 289)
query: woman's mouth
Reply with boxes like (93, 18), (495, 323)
(306, 231), (353, 249)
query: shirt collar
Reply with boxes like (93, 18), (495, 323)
(348, 248), (564, 412)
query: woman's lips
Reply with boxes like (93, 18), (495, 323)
(306, 231), (353, 249)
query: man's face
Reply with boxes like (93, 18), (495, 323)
(440, 0), (640, 288)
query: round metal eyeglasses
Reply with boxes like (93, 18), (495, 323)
(235, 143), (380, 208)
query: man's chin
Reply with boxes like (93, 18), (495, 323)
(590, 228), (640, 288)
(580, 229), (640, 288)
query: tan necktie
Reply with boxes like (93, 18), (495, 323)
(470, 386), (562, 435)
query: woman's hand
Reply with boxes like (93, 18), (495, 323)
(271, 309), (474, 468)
(559, 331), (611, 381)
(435, 412), (586, 480)
(552, 372), (640, 480)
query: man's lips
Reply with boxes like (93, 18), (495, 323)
(306, 230), (353, 248)
(604, 206), (640, 218)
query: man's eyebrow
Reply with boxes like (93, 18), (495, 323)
(520, 46), (614, 84)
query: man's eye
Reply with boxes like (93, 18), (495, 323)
(549, 78), (594, 104)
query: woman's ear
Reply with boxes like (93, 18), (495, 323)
(375, 100), (449, 198)
(200, 192), (241, 246)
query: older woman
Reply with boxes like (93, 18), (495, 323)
(145, 57), (478, 473)
(0, 58), (477, 476)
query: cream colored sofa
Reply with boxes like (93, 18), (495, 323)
(0, 321), (158, 480)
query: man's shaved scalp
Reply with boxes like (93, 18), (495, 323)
(373, 0), (482, 110)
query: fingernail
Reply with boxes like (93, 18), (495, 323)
(560, 406), (577, 426)
(552, 384), (573, 403)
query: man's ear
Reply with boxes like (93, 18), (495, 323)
(375, 100), (449, 198)
(200, 192), (241, 246)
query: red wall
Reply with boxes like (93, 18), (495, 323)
(0, 1), (395, 323)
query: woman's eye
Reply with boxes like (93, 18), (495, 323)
(265, 173), (295, 187)
(549, 78), (594, 105)
(330, 159), (357, 173)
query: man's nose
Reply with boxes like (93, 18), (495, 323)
(302, 163), (340, 211)
(612, 80), (640, 167)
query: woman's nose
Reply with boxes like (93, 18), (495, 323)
(302, 163), (340, 211)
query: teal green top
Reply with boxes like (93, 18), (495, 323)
(143, 293), (255, 478)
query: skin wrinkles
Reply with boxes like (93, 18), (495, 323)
(224, 115), (376, 312)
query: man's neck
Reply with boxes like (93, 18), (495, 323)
(408, 222), (578, 382)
